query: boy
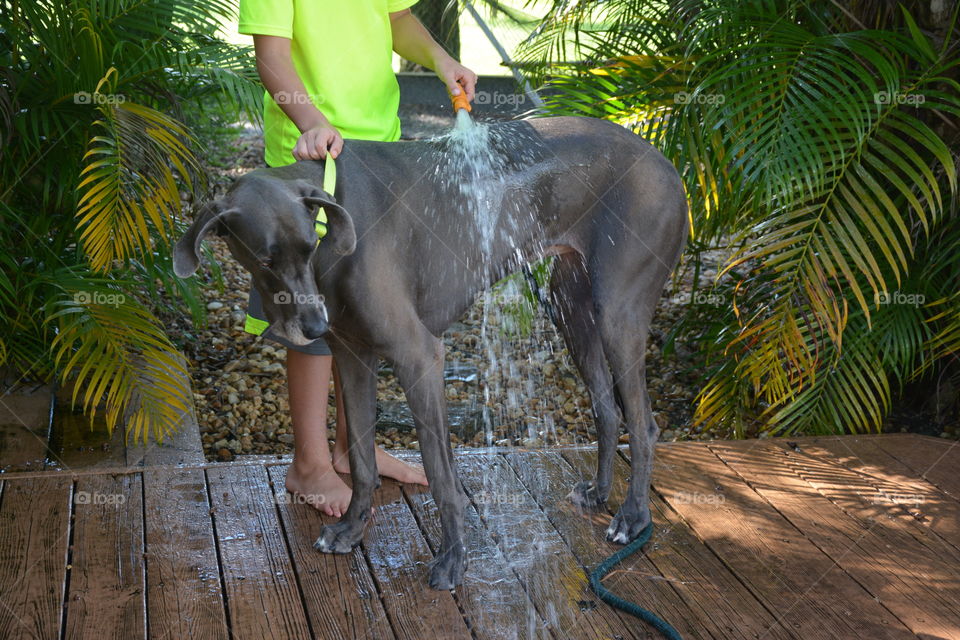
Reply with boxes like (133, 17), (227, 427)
(238, 1), (477, 517)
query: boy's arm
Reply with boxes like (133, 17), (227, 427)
(390, 9), (477, 102)
(253, 35), (343, 160)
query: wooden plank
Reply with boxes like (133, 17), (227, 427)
(362, 479), (472, 639)
(206, 464), (312, 639)
(266, 465), (395, 640)
(801, 436), (960, 552)
(725, 441), (960, 633)
(456, 453), (641, 640)
(874, 435), (960, 501)
(143, 468), (229, 640)
(0, 476), (72, 639)
(504, 450), (711, 639)
(0, 382), (53, 472)
(65, 474), (146, 639)
(560, 448), (795, 639)
(403, 482), (549, 639)
(0, 421), (49, 473)
(644, 444), (916, 639)
(49, 412), (127, 471)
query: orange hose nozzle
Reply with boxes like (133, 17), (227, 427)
(451, 90), (471, 113)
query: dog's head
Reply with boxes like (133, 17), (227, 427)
(173, 173), (356, 346)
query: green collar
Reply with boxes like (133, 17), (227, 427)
(315, 156), (336, 243)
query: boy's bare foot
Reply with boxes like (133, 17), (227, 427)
(332, 443), (429, 486)
(285, 462), (352, 518)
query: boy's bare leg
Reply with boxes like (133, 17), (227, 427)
(285, 352), (428, 518)
(284, 350), (353, 517)
(330, 362), (428, 486)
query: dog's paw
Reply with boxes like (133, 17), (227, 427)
(429, 544), (467, 590)
(606, 505), (651, 545)
(313, 521), (362, 554)
(567, 480), (608, 509)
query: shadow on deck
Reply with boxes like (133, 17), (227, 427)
(0, 434), (958, 639)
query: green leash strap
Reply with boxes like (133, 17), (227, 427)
(315, 155), (336, 243)
(589, 522), (683, 640)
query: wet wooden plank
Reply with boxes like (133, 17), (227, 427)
(143, 468), (229, 640)
(559, 448), (794, 639)
(0, 476), (72, 639)
(457, 453), (642, 640)
(873, 435), (960, 501)
(0, 382), (53, 472)
(363, 479), (472, 639)
(713, 441), (960, 637)
(49, 412), (127, 471)
(0, 423), (49, 473)
(403, 481), (549, 639)
(643, 444), (917, 639)
(65, 474), (145, 639)
(266, 465), (396, 640)
(206, 464), (312, 639)
(800, 436), (960, 552)
(504, 449), (711, 639)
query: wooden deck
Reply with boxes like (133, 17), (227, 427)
(0, 433), (958, 639)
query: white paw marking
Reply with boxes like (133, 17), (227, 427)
(606, 527), (628, 544)
(314, 537), (329, 552)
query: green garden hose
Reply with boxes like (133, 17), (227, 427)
(589, 522), (683, 640)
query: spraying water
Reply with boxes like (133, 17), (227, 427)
(434, 105), (571, 637)
(441, 108), (513, 446)
(445, 109), (505, 256)
(435, 105), (582, 447)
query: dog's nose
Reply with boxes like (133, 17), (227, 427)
(301, 318), (328, 341)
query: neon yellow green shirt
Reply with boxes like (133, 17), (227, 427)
(239, 0), (417, 167)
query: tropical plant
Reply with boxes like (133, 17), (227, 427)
(517, 0), (960, 436)
(0, 0), (260, 441)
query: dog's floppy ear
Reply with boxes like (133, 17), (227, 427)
(295, 180), (357, 256)
(173, 201), (234, 277)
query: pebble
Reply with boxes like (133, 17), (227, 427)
(207, 301), (224, 311)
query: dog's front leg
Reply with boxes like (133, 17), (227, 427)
(313, 345), (378, 554)
(391, 330), (469, 590)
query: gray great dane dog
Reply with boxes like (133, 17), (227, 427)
(173, 116), (688, 590)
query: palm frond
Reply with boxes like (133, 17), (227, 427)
(49, 288), (193, 442)
(76, 96), (203, 271)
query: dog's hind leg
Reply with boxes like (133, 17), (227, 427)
(314, 344), (379, 554)
(549, 251), (622, 509)
(594, 279), (660, 544)
(389, 326), (469, 590)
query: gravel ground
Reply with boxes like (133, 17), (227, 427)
(176, 117), (708, 461)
